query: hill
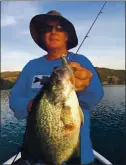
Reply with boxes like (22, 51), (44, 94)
(0, 68), (125, 89)
(0, 71), (20, 90)
(95, 67), (125, 85)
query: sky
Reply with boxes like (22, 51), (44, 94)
(1, 1), (125, 71)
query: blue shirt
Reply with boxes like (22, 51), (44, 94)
(9, 52), (104, 164)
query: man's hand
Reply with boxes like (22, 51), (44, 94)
(27, 100), (33, 112)
(69, 62), (93, 92)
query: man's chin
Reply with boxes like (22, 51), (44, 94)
(47, 45), (62, 49)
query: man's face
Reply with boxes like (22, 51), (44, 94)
(42, 20), (68, 50)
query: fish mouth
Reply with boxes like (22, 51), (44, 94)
(52, 67), (68, 80)
(50, 56), (72, 85)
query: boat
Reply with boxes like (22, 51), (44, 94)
(3, 149), (112, 165)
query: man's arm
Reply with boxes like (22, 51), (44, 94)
(72, 54), (104, 109)
(77, 71), (103, 109)
(9, 62), (32, 119)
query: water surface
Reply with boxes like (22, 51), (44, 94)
(0, 86), (125, 164)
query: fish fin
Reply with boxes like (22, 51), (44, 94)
(79, 106), (84, 125)
(64, 123), (75, 130)
(61, 105), (76, 137)
(64, 123), (76, 137)
(75, 140), (80, 157)
(61, 105), (72, 125)
(70, 139), (80, 159)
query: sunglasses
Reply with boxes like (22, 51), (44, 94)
(40, 24), (66, 33)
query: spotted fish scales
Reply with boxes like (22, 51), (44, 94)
(22, 56), (84, 165)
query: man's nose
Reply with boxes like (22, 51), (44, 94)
(51, 27), (57, 33)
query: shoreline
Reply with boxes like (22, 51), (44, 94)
(1, 85), (125, 91)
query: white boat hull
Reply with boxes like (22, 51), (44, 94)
(3, 149), (112, 165)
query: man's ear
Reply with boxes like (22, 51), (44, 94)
(65, 33), (68, 41)
(66, 35), (68, 41)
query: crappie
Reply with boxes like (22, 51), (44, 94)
(22, 56), (84, 165)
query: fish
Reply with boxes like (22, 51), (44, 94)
(21, 56), (84, 165)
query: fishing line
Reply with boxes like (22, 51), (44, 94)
(76, 1), (107, 54)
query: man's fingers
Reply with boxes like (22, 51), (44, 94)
(69, 61), (93, 91)
(74, 77), (90, 89)
(74, 69), (93, 79)
(69, 62), (93, 79)
(75, 87), (84, 92)
(27, 100), (33, 112)
(69, 62), (82, 70)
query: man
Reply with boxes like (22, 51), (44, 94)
(9, 10), (104, 165)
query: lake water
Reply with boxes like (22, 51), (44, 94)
(0, 86), (125, 164)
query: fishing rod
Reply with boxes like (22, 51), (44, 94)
(76, 1), (107, 54)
